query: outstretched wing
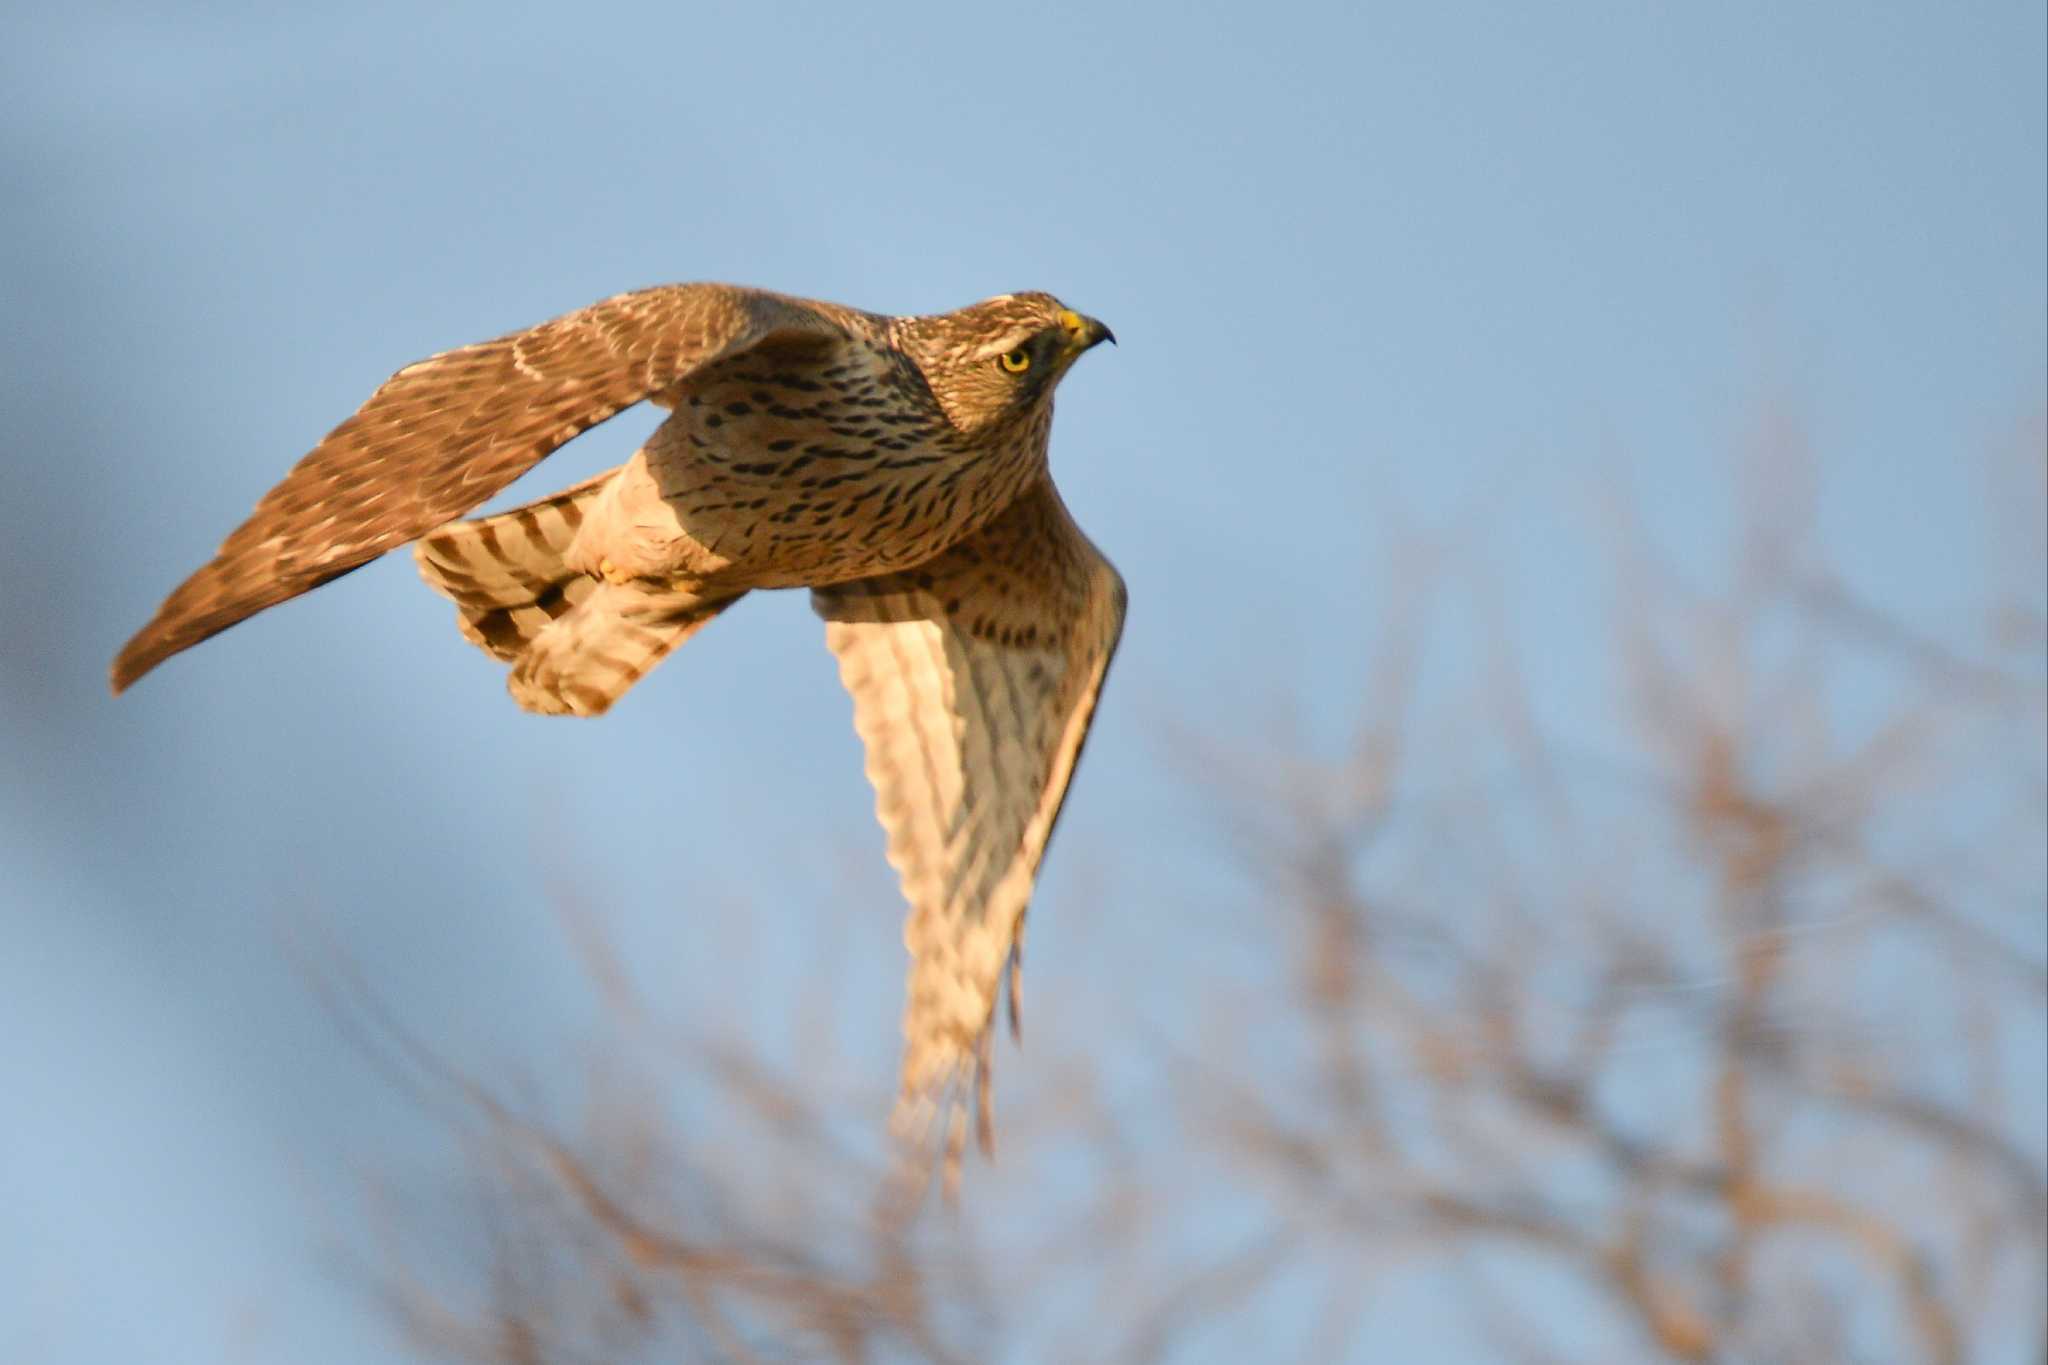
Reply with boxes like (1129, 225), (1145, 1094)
(813, 479), (1126, 1161)
(112, 284), (854, 692)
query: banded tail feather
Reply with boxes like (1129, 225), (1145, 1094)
(414, 472), (741, 716)
(414, 470), (613, 660)
(506, 584), (739, 717)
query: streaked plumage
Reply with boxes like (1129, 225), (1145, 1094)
(112, 283), (1124, 1165)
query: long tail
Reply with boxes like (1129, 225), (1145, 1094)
(414, 472), (739, 716)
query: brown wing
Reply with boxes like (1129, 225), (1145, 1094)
(111, 284), (854, 693)
(813, 479), (1127, 1160)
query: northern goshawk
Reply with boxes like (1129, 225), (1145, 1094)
(112, 283), (1125, 1166)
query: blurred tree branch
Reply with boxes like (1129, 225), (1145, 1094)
(346, 410), (2044, 1363)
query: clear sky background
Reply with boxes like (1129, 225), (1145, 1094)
(2, 3), (2042, 1362)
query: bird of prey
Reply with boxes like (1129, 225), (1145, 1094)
(112, 283), (1125, 1163)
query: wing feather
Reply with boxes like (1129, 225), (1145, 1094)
(813, 480), (1126, 1158)
(112, 284), (853, 691)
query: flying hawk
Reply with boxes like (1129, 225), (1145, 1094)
(112, 283), (1126, 1166)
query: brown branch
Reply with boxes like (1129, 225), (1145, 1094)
(1733, 1183), (1963, 1365)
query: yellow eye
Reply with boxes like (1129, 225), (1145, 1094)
(998, 348), (1032, 374)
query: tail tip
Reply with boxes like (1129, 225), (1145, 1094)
(506, 667), (617, 718)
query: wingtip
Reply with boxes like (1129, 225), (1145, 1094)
(109, 631), (159, 697)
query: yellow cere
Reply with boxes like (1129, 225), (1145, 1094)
(1057, 309), (1085, 334)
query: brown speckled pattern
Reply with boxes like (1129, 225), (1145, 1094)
(572, 328), (1052, 593)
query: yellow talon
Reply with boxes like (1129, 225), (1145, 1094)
(597, 556), (627, 585)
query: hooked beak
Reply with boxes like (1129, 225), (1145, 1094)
(1057, 308), (1116, 352)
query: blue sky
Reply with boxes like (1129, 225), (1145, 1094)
(2, 3), (2041, 1360)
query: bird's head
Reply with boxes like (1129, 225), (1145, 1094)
(898, 292), (1115, 435)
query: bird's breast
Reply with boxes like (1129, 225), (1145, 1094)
(639, 359), (1048, 588)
